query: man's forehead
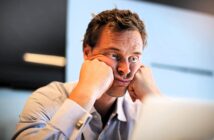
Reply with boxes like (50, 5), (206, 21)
(100, 29), (143, 44)
(95, 45), (142, 55)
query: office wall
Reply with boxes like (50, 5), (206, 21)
(0, 89), (30, 140)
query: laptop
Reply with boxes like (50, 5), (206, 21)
(131, 96), (214, 140)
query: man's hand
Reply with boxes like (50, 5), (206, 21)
(78, 58), (114, 98)
(128, 65), (160, 102)
(69, 56), (114, 110)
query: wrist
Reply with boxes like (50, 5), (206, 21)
(69, 85), (97, 111)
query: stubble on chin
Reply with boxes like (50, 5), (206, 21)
(105, 84), (128, 97)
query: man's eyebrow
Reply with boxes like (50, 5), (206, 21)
(102, 47), (120, 52)
(102, 47), (142, 55)
(133, 52), (142, 55)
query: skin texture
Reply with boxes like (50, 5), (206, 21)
(86, 27), (143, 97)
(69, 26), (160, 123)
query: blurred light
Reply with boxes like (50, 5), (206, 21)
(23, 53), (66, 67)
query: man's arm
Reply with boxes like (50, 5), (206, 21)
(13, 82), (93, 140)
(13, 59), (114, 140)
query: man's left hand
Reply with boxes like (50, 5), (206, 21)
(128, 65), (160, 102)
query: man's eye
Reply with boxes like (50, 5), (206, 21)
(111, 54), (118, 59)
(107, 53), (120, 60)
(129, 56), (139, 63)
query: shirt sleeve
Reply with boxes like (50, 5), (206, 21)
(50, 99), (92, 139)
(12, 82), (92, 140)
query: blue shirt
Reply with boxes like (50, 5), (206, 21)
(13, 82), (142, 140)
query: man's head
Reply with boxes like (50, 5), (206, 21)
(83, 8), (147, 49)
(83, 9), (147, 97)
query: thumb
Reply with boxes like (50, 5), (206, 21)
(128, 85), (137, 102)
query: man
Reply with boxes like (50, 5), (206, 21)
(13, 9), (160, 140)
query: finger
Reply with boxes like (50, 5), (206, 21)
(87, 54), (113, 64)
(129, 90), (137, 102)
(140, 63), (145, 68)
(128, 85), (136, 101)
(135, 63), (144, 73)
(87, 54), (116, 68)
(86, 54), (104, 61)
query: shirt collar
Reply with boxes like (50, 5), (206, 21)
(89, 94), (128, 122)
(115, 95), (127, 122)
(90, 106), (97, 114)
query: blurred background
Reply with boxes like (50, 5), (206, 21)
(0, 0), (214, 139)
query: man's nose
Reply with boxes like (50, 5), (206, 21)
(117, 61), (131, 78)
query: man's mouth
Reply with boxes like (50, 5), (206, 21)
(114, 78), (131, 86)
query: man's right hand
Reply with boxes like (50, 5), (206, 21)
(78, 58), (114, 98)
(69, 57), (114, 110)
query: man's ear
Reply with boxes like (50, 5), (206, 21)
(83, 44), (92, 60)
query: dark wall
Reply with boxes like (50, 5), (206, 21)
(0, 0), (67, 90)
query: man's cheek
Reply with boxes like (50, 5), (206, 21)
(103, 58), (117, 71)
(131, 63), (141, 75)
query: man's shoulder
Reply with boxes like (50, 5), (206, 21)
(31, 81), (77, 101)
(19, 81), (77, 123)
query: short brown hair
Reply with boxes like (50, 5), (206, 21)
(83, 8), (147, 49)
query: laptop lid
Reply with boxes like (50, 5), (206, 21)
(131, 97), (214, 140)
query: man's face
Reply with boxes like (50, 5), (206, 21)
(84, 27), (143, 97)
